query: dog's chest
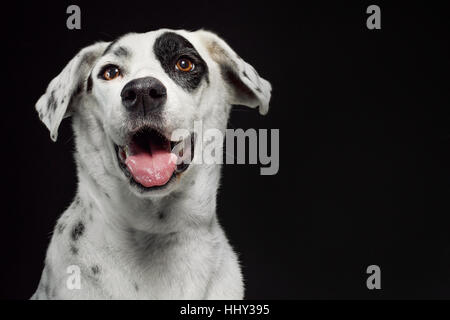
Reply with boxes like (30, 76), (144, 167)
(44, 207), (217, 299)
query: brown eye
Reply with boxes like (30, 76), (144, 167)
(102, 65), (121, 80)
(176, 58), (194, 72)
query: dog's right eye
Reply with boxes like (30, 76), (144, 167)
(100, 65), (121, 81)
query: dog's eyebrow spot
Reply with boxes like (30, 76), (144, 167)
(113, 46), (130, 58)
(71, 221), (85, 241)
(91, 265), (101, 275)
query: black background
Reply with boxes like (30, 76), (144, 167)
(1, 1), (449, 299)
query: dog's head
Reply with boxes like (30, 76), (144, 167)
(36, 29), (271, 198)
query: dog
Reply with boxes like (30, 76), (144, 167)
(31, 29), (271, 299)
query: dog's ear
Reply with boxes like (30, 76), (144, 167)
(35, 41), (109, 141)
(195, 30), (272, 115)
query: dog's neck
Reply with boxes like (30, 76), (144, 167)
(74, 151), (222, 252)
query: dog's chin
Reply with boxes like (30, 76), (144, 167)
(113, 126), (194, 197)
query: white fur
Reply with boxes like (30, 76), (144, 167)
(32, 29), (271, 300)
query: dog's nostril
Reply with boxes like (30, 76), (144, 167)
(123, 90), (136, 101)
(149, 87), (166, 99)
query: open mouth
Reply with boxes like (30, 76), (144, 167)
(115, 127), (194, 190)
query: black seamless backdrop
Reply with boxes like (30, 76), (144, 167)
(1, 1), (449, 299)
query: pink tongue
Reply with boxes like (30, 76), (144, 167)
(125, 139), (177, 188)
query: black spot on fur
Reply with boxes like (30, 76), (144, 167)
(243, 71), (249, 79)
(91, 265), (100, 275)
(255, 87), (262, 93)
(158, 212), (165, 220)
(113, 46), (130, 58)
(73, 82), (84, 96)
(87, 73), (93, 92)
(134, 282), (139, 291)
(71, 221), (85, 241)
(57, 222), (66, 234)
(70, 245), (79, 255)
(47, 91), (57, 113)
(45, 284), (51, 298)
(104, 192), (111, 199)
(153, 32), (209, 92)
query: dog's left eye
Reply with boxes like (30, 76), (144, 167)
(101, 65), (121, 81)
(176, 58), (195, 72)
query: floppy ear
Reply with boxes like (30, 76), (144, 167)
(35, 41), (109, 141)
(195, 30), (272, 115)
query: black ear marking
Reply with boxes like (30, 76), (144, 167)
(47, 91), (57, 113)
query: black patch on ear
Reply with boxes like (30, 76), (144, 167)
(71, 221), (85, 241)
(153, 32), (209, 92)
(220, 64), (256, 102)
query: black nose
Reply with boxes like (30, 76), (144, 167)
(121, 77), (167, 114)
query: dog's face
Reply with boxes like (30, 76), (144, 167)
(36, 29), (271, 198)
